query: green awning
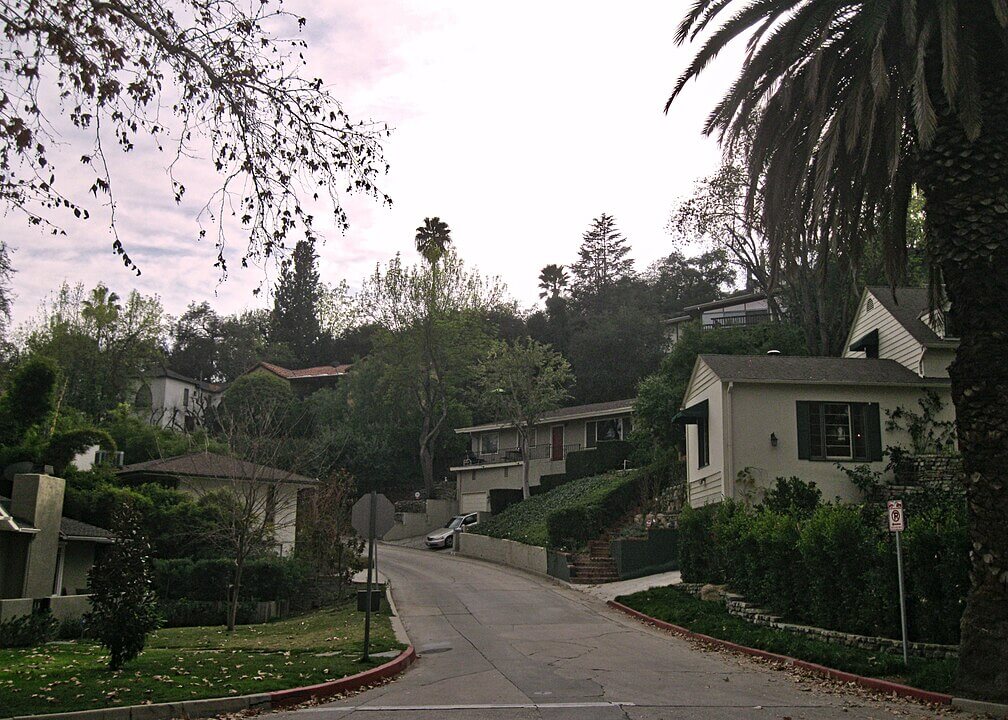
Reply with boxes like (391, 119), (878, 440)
(671, 400), (708, 425)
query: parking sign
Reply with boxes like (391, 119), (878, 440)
(887, 500), (905, 532)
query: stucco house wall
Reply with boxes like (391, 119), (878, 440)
(726, 382), (955, 504)
(61, 542), (101, 596)
(13, 474), (65, 597)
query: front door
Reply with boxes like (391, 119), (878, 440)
(551, 426), (564, 461)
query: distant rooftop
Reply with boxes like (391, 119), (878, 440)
(252, 361), (352, 380)
(456, 398), (636, 434)
(864, 286), (957, 348)
(118, 451), (316, 485)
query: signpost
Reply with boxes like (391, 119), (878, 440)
(351, 491), (395, 661)
(887, 499), (909, 665)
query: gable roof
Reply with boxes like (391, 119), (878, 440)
(684, 290), (772, 313)
(455, 399), (636, 434)
(148, 367), (223, 393)
(864, 286), (957, 348)
(250, 361), (352, 381)
(697, 354), (948, 387)
(60, 516), (114, 542)
(118, 451), (316, 485)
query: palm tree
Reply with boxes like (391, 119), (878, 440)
(414, 217), (452, 265)
(538, 264), (569, 300)
(668, 2), (1008, 700)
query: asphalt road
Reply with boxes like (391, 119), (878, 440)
(265, 543), (953, 720)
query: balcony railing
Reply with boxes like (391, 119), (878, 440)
(702, 312), (773, 330)
(458, 443), (582, 466)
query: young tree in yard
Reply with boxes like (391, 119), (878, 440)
(295, 469), (363, 601)
(570, 214), (634, 304)
(86, 503), (160, 670)
(478, 338), (573, 499)
(359, 250), (506, 496)
(270, 239), (323, 366)
(202, 373), (311, 631)
(670, 2), (1008, 698)
(0, 0), (388, 273)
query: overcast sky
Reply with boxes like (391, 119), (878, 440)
(6, 0), (742, 330)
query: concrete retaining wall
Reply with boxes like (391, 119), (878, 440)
(456, 533), (548, 576)
(384, 498), (456, 541)
(0, 595), (91, 621)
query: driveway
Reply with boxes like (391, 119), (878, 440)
(265, 544), (954, 720)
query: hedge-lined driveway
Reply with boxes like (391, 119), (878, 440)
(263, 544), (955, 720)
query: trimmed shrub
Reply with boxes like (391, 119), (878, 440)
(565, 440), (632, 481)
(545, 471), (640, 549)
(676, 497), (968, 645)
(153, 555), (314, 606)
(0, 611), (57, 648)
(538, 473), (568, 492)
(759, 476), (821, 517)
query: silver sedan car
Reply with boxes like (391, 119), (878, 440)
(426, 513), (478, 549)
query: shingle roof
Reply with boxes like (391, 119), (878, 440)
(455, 399), (636, 434)
(148, 367), (224, 393)
(118, 451), (316, 485)
(254, 361), (352, 380)
(60, 517), (113, 541)
(698, 354), (947, 386)
(865, 286), (956, 348)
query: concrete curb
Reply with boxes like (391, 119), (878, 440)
(606, 599), (954, 707)
(7, 646), (416, 720)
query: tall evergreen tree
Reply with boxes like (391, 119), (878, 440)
(270, 240), (322, 366)
(570, 214), (634, 303)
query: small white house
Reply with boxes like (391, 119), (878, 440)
(677, 287), (957, 507)
(133, 368), (224, 431)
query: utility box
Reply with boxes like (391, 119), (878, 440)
(356, 590), (382, 612)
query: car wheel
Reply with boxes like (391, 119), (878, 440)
(446, 535), (453, 548)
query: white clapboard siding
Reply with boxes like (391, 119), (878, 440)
(843, 290), (923, 372)
(689, 472), (724, 508)
(684, 358), (719, 405)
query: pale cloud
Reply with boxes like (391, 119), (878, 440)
(6, 0), (740, 329)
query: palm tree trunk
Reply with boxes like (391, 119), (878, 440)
(919, 71), (1008, 702)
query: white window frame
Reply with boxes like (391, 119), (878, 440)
(479, 431), (500, 455)
(585, 417), (625, 449)
(822, 403), (854, 460)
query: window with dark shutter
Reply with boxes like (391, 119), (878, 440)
(797, 400), (882, 462)
(697, 414), (710, 468)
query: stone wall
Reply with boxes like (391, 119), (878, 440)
(679, 583), (957, 660)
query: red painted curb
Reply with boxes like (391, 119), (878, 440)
(606, 600), (953, 706)
(268, 645), (417, 708)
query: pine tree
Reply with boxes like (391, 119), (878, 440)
(569, 213), (633, 303)
(86, 503), (160, 670)
(270, 240), (323, 365)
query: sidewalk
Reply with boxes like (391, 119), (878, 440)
(571, 569), (681, 601)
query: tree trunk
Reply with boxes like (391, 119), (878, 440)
(521, 432), (531, 500)
(419, 414), (434, 498)
(919, 68), (1008, 702)
(228, 560), (245, 632)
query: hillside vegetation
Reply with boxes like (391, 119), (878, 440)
(472, 471), (639, 549)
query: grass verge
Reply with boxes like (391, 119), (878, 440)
(617, 586), (956, 695)
(473, 471), (636, 548)
(0, 602), (403, 717)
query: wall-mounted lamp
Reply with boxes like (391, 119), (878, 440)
(770, 432), (778, 448)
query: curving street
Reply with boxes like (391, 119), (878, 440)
(261, 543), (955, 720)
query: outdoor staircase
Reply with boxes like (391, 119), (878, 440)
(567, 539), (620, 584)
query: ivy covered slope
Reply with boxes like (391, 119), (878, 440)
(472, 471), (640, 550)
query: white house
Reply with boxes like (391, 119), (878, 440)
(118, 451), (317, 556)
(133, 367), (224, 431)
(664, 290), (779, 349)
(450, 399), (635, 514)
(677, 287), (957, 507)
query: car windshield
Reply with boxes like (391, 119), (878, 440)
(445, 516), (465, 530)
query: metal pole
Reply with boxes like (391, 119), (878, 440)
(895, 529), (909, 665)
(362, 489), (376, 662)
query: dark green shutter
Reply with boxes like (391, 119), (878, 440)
(796, 401), (811, 459)
(865, 402), (883, 461)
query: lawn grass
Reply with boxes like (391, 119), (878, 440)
(617, 586), (956, 695)
(473, 472), (635, 548)
(0, 602), (403, 717)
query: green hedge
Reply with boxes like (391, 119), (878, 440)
(475, 471), (640, 549)
(564, 441), (632, 481)
(677, 498), (968, 644)
(153, 557), (313, 604)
